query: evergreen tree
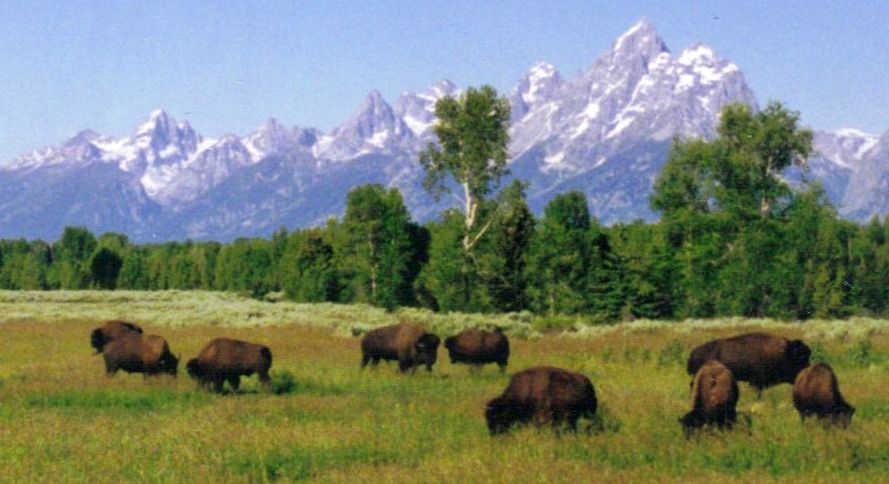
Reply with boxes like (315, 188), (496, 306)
(527, 192), (593, 315)
(52, 227), (97, 289)
(341, 184), (416, 310)
(90, 247), (123, 289)
(481, 180), (535, 313)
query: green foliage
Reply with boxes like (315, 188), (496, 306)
(419, 85), (511, 309)
(0, 102), (883, 322)
(90, 247), (123, 289)
(281, 230), (340, 303)
(340, 184), (424, 311)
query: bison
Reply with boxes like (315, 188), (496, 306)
(90, 320), (143, 354)
(360, 323), (440, 373)
(687, 332), (811, 395)
(793, 363), (855, 428)
(485, 366), (597, 435)
(186, 338), (272, 393)
(680, 359), (739, 436)
(102, 333), (178, 377)
(444, 328), (509, 373)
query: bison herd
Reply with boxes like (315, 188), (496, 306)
(89, 320), (856, 436)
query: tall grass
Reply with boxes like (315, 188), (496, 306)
(0, 292), (888, 481)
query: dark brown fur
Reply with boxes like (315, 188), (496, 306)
(90, 320), (143, 353)
(687, 332), (811, 394)
(361, 323), (440, 373)
(186, 338), (272, 393)
(680, 360), (739, 436)
(444, 328), (509, 372)
(485, 366), (597, 435)
(102, 333), (178, 377)
(793, 363), (855, 428)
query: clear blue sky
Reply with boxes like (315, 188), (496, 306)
(1, 1), (887, 162)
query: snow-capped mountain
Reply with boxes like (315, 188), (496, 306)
(0, 18), (886, 241)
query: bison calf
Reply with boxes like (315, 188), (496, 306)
(687, 332), (811, 395)
(444, 328), (509, 373)
(103, 333), (178, 377)
(485, 366), (597, 435)
(91, 320), (143, 354)
(680, 360), (739, 436)
(361, 323), (440, 373)
(187, 338), (272, 393)
(793, 363), (855, 428)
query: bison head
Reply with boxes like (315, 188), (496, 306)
(90, 329), (107, 354)
(485, 398), (514, 435)
(678, 411), (705, 438)
(159, 352), (180, 376)
(415, 333), (440, 370)
(186, 358), (203, 380)
(785, 340), (812, 382)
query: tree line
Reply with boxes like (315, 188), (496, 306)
(1, 88), (887, 321)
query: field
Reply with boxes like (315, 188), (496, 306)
(2, 291), (889, 482)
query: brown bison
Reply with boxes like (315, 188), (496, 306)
(793, 363), (855, 427)
(444, 328), (509, 372)
(485, 366), (597, 435)
(187, 338), (272, 393)
(102, 333), (179, 377)
(687, 332), (811, 395)
(680, 360), (739, 436)
(90, 320), (143, 353)
(361, 323), (440, 373)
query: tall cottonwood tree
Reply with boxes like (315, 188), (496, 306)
(419, 85), (510, 307)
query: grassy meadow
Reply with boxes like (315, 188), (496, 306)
(1, 291), (889, 482)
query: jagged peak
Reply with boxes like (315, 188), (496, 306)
(65, 129), (102, 145)
(427, 79), (457, 98)
(526, 62), (561, 81)
(835, 128), (877, 139)
(612, 18), (668, 56)
(135, 109), (176, 137)
(677, 42), (720, 65)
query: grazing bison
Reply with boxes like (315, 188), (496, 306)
(361, 323), (440, 373)
(90, 320), (143, 354)
(793, 363), (855, 427)
(187, 338), (272, 393)
(680, 360), (739, 436)
(102, 333), (178, 377)
(444, 328), (509, 372)
(485, 366), (597, 435)
(687, 332), (811, 395)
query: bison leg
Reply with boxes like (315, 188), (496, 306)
(212, 378), (224, 393)
(497, 361), (507, 374)
(258, 372), (271, 392)
(398, 358), (413, 374)
(361, 353), (371, 369)
(227, 376), (241, 392)
(370, 357), (381, 368)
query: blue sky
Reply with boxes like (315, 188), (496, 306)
(0, 1), (886, 161)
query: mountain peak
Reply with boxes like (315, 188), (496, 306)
(427, 80), (457, 98)
(135, 109), (175, 137)
(611, 18), (669, 60)
(678, 42), (719, 65)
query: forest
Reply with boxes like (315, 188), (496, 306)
(1, 93), (887, 322)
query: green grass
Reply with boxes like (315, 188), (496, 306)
(1, 291), (889, 482)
